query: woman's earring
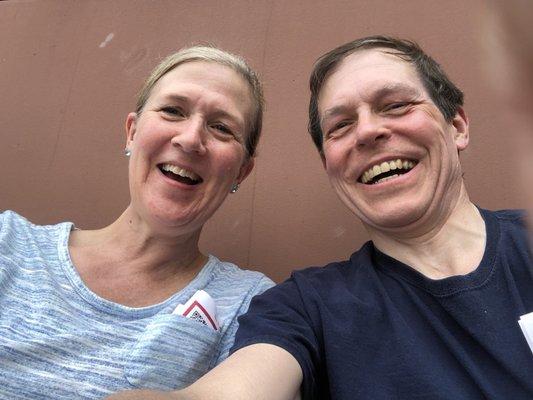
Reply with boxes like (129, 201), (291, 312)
(230, 183), (239, 193)
(124, 148), (131, 157)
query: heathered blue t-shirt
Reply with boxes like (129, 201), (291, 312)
(232, 209), (533, 399)
(0, 210), (274, 399)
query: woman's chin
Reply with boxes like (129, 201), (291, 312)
(125, 200), (205, 236)
(151, 211), (206, 234)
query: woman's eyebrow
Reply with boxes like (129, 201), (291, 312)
(159, 94), (188, 103)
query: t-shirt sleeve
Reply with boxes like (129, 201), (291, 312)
(0, 210), (7, 231)
(212, 275), (275, 366)
(0, 211), (17, 249)
(230, 276), (320, 399)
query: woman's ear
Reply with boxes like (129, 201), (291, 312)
(125, 112), (138, 149)
(237, 157), (255, 184)
(452, 107), (469, 152)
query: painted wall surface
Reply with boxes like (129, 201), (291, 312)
(0, 0), (525, 282)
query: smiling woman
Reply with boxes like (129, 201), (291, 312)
(124, 60), (256, 237)
(0, 46), (273, 399)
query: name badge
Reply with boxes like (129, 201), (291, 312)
(173, 290), (220, 331)
(518, 312), (533, 354)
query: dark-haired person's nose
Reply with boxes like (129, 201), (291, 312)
(354, 111), (391, 150)
(171, 117), (207, 155)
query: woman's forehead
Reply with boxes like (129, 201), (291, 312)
(148, 62), (252, 110)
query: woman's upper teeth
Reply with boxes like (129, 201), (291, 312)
(161, 164), (200, 181)
(361, 159), (415, 184)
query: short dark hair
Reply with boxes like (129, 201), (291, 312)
(308, 35), (464, 154)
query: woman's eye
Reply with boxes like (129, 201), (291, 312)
(160, 106), (184, 117)
(211, 123), (234, 136)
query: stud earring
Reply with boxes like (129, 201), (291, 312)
(124, 148), (131, 157)
(230, 183), (239, 193)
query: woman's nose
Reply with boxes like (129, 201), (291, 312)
(170, 117), (207, 155)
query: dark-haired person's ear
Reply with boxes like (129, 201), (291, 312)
(452, 107), (469, 152)
(320, 151), (327, 170)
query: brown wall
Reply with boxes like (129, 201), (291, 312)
(0, 0), (525, 282)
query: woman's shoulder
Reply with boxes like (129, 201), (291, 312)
(1, 209), (29, 225)
(0, 210), (37, 239)
(204, 255), (275, 299)
(1, 209), (70, 230)
(1, 210), (67, 231)
(0, 210), (72, 251)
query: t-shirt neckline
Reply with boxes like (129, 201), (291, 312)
(56, 222), (217, 317)
(372, 208), (499, 297)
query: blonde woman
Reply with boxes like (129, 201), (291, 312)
(0, 46), (273, 399)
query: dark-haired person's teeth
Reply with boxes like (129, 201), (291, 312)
(376, 174), (399, 184)
(361, 159), (415, 184)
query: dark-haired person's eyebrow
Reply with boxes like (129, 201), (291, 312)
(372, 83), (422, 102)
(321, 104), (352, 127)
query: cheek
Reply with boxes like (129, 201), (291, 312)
(410, 121), (450, 151)
(134, 117), (171, 148)
(212, 145), (247, 176)
(404, 107), (448, 141)
(322, 145), (342, 173)
(136, 133), (160, 152)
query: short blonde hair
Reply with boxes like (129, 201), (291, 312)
(136, 46), (264, 157)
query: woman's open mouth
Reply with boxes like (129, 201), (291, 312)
(158, 164), (203, 185)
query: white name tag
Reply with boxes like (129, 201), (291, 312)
(173, 290), (220, 331)
(518, 312), (533, 354)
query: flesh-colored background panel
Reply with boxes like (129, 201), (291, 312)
(0, 0), (525, 282)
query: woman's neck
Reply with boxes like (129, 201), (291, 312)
(68, 206), (208, 307)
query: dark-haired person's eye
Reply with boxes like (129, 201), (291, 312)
(327, 120), (351, 137)
(383, 102), (412, 114)
(385, 102), (407, 110)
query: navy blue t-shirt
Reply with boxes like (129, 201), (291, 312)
(231, 209), (533, 399)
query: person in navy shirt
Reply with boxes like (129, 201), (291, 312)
(109, 36), (533, 400)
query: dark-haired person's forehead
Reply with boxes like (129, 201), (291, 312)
(323, 47), (413, 84)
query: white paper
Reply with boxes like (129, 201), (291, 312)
(173, 290), (219, 330)
(518, 312), (533, 354)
